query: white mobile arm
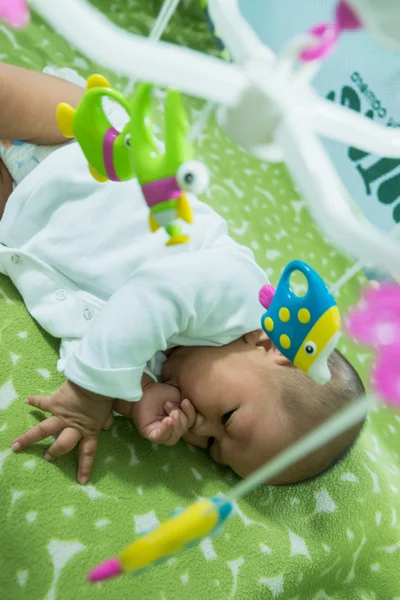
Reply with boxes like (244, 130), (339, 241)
(30, 0), (400, 276)
(29, 0), (247, 106)
(313, 98), (400, 158)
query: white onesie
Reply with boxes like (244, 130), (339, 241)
(0, 76), (268, 401)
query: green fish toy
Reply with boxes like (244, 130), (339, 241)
(129, 82), (209, 246)
(56, 74), (134, 183)
(56, 76), (209, 246)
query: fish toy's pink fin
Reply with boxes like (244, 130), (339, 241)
(259, 284), (276, 309)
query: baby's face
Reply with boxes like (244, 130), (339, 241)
(162, 331), (294, 480)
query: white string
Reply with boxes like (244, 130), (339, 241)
(150, 0), (181, 41)
(124, 0), (182, 96)
(123, 0), (216, 147)
(329, 223), (400, 296)
(228, 395), (374, 501)
(187, 100), (216, 143)
(329, 258), (368, 297)
(278, 33), (315, 77)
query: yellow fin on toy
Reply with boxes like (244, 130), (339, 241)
(177, 193), (193, 224)
(56, 103), (75, 138)
(89, 164), (108, 183)
(149, 213), (160, 233)
(166, 235), (190, 246)
(87, 74), (111, 90)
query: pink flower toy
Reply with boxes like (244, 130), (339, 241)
(346, 284), (400, 407)
(0, 0), (29, 28)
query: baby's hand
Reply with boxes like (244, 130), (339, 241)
(113, 376), (196, 446)
(160, 397), (197, 446)
(11, 380), (114, 484)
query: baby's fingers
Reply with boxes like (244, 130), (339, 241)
(102, 413), (114, 431)
(165, 399), (196, 431)
(161, 409), (190, 446)
(12, 416), (62, 452)
(78, 435), (98, 485)
(180, 399), (196, 429)
(25, 395), (53, 412)
(147, 416), (173, 444)
(44, 427), (81, 461)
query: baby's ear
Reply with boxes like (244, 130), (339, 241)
(243, 329), (273, 350)
(253, 331), (292, 363)
(275, 352), (292, 366)
(273, 346), (293, 367)
(243, 331), (292, 363)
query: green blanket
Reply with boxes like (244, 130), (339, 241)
(1, 2), (399, 599)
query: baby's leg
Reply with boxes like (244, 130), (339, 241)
(0, 66), (85, 188)
(0, 62), (84, 145)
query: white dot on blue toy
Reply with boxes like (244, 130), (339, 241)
(259, 260), (341, 385)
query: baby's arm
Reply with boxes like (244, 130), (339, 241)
(0, 62), (83, 144)
(61, 249), (263, 402)
(114, 375), (196, 446)
(12, 249), (264, 479)
(12, 373), (193, 484)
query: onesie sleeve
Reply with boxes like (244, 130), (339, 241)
(63, 246), (267, 401)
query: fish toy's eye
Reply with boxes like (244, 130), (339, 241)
(124, 133), (131, 148)
(177, 160), (210, 194)
(304, 341), (317, 355)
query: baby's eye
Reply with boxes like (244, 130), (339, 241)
(221, 410), (235, 426)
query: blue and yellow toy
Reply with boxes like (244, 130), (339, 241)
(88, 497), (234, 582)
(259, 260), (341, 385)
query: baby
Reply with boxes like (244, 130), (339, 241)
(0, 63), (365, 486)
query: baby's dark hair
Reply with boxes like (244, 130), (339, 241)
(276, 349), (366, 485)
